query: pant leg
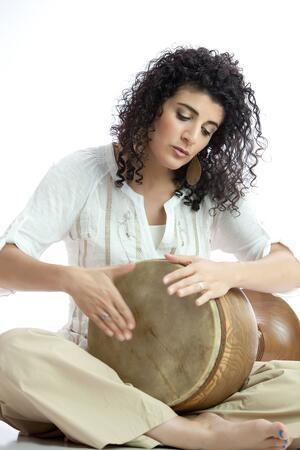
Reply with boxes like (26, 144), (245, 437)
(0, 328), (176, 449)
(195, 360), (300, 449)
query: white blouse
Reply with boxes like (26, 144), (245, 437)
(0, 143), (297, 349)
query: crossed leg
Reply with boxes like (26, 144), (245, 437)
(0, 328), (298, 449)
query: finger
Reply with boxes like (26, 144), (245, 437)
(106, 262), (136, 280)
(166, 274), (200, 295)
(163, 264), (195, 286)
(100, 317), (129, 341)
(195, 291), (214, 306)
(99, 301), (129, 331)
(90, 313), (115, 338)
(176, 281), (208, 298)
(109, 284), (136, 330)
(97, 302), (133, 340)
(164, 253), (194, 266)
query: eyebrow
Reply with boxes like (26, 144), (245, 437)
(177, 102), (220, 128)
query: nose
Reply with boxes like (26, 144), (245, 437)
(181, 125), (200, 147)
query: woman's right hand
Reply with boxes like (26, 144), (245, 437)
(64, 263), (136, 341)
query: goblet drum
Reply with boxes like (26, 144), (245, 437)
(87, 259), (258, 412)
(243, 289), (300, 361)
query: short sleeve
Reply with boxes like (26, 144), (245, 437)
(210, 196), (283, 261)
(0, 147), (102, 297)
(250, 211), (300, 262)
(210, 196), (300, 300)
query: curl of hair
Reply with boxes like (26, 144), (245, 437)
(110, 46), (267, 216)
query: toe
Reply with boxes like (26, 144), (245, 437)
(270, 423), (289, 441)
(265, 437), (287, 449)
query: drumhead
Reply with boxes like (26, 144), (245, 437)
(88, 259), (222, 406)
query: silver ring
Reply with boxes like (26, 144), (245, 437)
(99, 312), (110, 321)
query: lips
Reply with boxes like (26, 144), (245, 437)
(172, 146), (189, 156)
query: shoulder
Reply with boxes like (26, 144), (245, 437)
(211, 194), (256, 220)
(29, 143), (113, 208)
(52, 143), (111, 178)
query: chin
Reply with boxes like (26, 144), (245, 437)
(168, 158), (188, 171)
(153, 149), (189, 171)
(161, 159), (182, 171)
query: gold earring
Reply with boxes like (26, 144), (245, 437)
(186, 157), (202, 186)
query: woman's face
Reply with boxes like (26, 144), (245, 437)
(147, 86), (225, 171)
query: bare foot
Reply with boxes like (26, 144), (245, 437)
(192, 412), (292, 450)
(147, 412), (292, 450)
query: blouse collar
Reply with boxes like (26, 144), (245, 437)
(105, 142), (183, 209)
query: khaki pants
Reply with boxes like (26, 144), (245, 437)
(0, 328), (299, 449)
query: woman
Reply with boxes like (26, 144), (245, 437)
(0, 46), (299, 449)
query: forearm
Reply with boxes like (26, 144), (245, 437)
(0, 244), (76, 294)
(233, 249), (300, 293)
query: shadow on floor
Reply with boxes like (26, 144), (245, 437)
(0, 422), (174, 450)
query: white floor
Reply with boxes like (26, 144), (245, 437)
(0, 421), (85, 449)
(0, 421), (174, 450)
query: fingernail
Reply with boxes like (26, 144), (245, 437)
(125, 332), (132, 340)
(129, 323), (135, 330)
(163, 277), (168, 284)
(196, 300), (202, 306)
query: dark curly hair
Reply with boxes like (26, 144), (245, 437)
(110, 46), (267, 216)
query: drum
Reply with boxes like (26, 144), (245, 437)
(243, 289), (300, 361)
(87, 259), (258, 412)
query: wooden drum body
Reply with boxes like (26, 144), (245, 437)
(243, 289), (300, 361)
(87, 260), (258, 412)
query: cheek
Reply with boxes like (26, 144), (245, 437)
(155, 115), (177, 138)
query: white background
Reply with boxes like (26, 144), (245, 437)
(0, 0), (299, 333)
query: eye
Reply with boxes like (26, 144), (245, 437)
(177, 112), (212, 137)
(177, 112), (190, 121)
(202, 128), (211, 137)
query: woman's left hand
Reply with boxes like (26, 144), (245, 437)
(163, 253), (237, 306)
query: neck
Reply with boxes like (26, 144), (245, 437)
(114, 143), (176, 196)
(130, 158), (176, 197)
